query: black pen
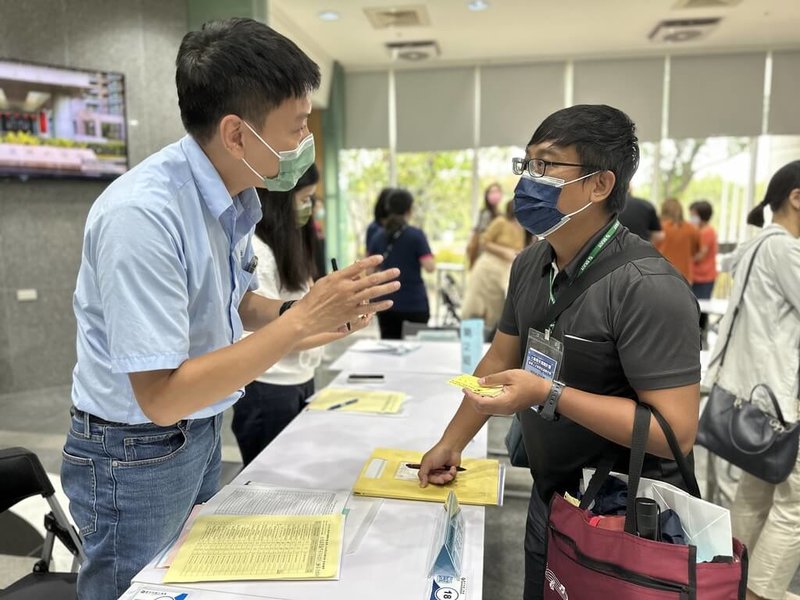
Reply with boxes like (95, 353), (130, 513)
(330, 258), (351, 331)
(405, 463), (467, 473)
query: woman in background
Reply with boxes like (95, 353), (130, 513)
(368, 189), (436, 339)
(365, 187), (393, 253)
(704, 161), (800, 600)
(466, 182), (503, 269)
(461, 202), (526, 330)
(232, 165), (366, 465)
(690, 199), (718, 339)
(655, 197), (700, 283)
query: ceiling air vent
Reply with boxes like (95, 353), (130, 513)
(364, 5), (430, 29)
(385, 40), (440, 62)
(673, 0), (742, 8)
(648, 17), (721, 43)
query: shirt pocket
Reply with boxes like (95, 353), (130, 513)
(561, 335), (628, 397)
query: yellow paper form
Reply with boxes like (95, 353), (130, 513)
(352, 448), (501, 506)
(306, 387), (406, 414)
(163, 514), (343, 583)
(447, 374), (503, 397)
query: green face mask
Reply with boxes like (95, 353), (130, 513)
(296, 199), (313, 227)
(242, 121), (316, 192)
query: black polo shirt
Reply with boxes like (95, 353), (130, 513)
(498, 219), (700, 501)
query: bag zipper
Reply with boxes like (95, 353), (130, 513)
(549, 524), (690, 596)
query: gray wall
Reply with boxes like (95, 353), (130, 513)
(0, 0), (188, 394)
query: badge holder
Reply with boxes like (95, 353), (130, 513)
(523, 328), (563, 415)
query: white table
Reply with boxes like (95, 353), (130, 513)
(126, 370), (488, 600)
(329, 338), (489, 375)
(697, 298), (729, 316)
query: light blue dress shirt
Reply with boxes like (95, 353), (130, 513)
(72, 136), (262, 424)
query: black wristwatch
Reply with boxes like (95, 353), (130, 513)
(540, 380), (565, 421)
(279, 300), (296, 316)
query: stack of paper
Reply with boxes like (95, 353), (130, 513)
(447, 374), (503, 398)
(306, 387), (407, 414)
(162, 486), (349, 583)
(353, 448), (503, 506)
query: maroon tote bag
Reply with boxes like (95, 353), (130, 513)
(543, 404), (747, 600)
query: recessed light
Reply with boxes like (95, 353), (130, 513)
(467, 0), (490, 11)
(318, 10), (340, 21)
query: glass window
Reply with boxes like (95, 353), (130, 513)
(338, 148), (390, 260)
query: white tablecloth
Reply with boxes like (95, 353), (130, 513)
(127, 368), (487, 600)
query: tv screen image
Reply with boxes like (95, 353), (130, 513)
(0, 59), (128, 180)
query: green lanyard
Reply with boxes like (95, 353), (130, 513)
(546, 220), (620, 333)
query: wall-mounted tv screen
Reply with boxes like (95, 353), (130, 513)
(0, 59), (128, 180)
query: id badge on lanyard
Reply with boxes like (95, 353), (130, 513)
(523, 328), (563, 382)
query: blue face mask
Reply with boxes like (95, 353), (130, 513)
(513, 171), (598, 237)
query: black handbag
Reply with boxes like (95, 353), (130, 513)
(696, 232), (800, 485)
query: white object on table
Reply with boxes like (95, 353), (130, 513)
(130, 371), (488, 600)
(697, 298), (729, 317)
(330, 339), (489, 376)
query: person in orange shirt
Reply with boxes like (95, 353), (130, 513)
(655, 197), (700, 283)
(689, 200), (718, 298)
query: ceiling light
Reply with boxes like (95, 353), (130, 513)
(467, 0), (490, 11)
(318, 10), (340, 21)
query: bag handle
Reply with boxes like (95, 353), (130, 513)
(749, 383), (788, 427)
(537, 244), (662, 331)
(580, 403), (701, 533)
(711, 232), (784, 371)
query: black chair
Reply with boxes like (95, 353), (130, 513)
(0, 447), (84, 599)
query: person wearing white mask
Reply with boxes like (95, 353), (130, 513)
(61, 18), (399, 599)
(417, 105), (700, 600)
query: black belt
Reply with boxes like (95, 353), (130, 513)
(70, 407), (126, 427)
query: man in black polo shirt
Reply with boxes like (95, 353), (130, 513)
(618, 191), (665, 243)
(418, 105), (700, 600)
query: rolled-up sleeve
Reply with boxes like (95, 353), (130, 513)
(95, 204), (190, 374)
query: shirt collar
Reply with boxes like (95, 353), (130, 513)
(181, 135), (239, 220)
(540, 218), (619, 281)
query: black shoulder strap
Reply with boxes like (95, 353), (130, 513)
(536, 244), (662, 331)
(710, 231), (784, 370)
(383, 225), (407, 260)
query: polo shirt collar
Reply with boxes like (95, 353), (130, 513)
(539, 216), (620, 282)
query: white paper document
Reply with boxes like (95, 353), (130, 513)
(201, 484), (349, 517)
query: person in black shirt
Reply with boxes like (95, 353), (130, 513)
(418, 105), (700, 600)
(618, 191), (665, 243)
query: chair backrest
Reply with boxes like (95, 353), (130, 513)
(0, 448), (55, 514)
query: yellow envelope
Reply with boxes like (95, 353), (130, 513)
(352, 448), (501, 506)
(306, 388), (407, 414)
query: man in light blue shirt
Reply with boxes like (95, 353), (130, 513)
(62, 18), (399, 599)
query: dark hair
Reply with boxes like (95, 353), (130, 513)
(374, 187), (393, 223)
(747, 160), (800, 227)
(689, 200), (713, 223)
(254, 163), (320, 292)
(176, 18), (321, 142)
(484, 182), (501, 218)
(383, 188), (414, 238)
(528, 104), (639, 214)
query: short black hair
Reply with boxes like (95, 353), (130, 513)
(384, 188), (414, 237)
(748, 160), (800, 227)
(689, 199), (713, 223)
(528, 104), (639, 214)
(176, 18), (321, 142)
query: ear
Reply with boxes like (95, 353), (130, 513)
(789, 188), (800, 211)
(218, 115), (246, 160)
(589, 170), (616, 204)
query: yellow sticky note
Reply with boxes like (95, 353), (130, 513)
(447, 374), (503, 397)
(164, 514), (343, 583)
(306, 388), (407, 414)
(352, 448), (501, 506)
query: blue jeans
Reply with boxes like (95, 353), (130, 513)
(61, 409), (222, 600)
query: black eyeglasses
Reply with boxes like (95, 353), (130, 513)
(511, 157), (595, 178)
